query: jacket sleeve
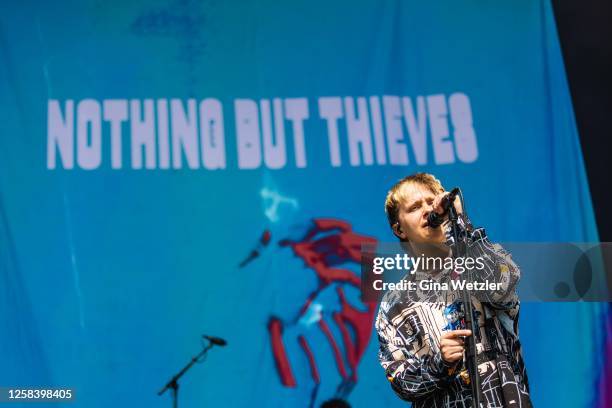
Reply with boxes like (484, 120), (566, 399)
(446, 214), (521, 310)
(375, 307), (461, 401)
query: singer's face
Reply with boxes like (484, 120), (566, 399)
(395, 182), (446, 245)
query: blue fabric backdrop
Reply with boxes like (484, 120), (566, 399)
(0, 0), (606, 407)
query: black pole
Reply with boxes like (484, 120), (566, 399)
(171, 382), (178, 408)
(158, 342), (214, 408)
(447, 194), (484, 408)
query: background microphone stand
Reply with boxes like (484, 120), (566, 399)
(157, 338), (217, 408)
(446, 191), (484, 408)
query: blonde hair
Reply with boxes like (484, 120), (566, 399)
(384, 173), (445, 228)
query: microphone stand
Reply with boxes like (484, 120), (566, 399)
(447, 197), (484, 408)
(158, 341), (214, 408)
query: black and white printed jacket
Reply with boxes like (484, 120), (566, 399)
(375, 217), (532, 407)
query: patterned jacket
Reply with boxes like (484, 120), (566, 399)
(375, 220), (532, 407)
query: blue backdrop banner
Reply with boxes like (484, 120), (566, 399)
(0, 0), (606, 407)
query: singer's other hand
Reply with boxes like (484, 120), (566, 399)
(439, 329), (472, 364)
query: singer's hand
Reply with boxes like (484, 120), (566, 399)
(440, 329), (471, 364)
(432, 191), (464, 217)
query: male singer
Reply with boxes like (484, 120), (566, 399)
(375, 173), (532, 407)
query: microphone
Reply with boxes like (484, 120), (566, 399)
(202, 335), (227, 346)
(427, 187), (460, 228)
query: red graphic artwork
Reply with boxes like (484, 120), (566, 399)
(242, 219), (377, 400)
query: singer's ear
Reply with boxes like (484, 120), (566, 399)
(392, 222), (406, 240)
